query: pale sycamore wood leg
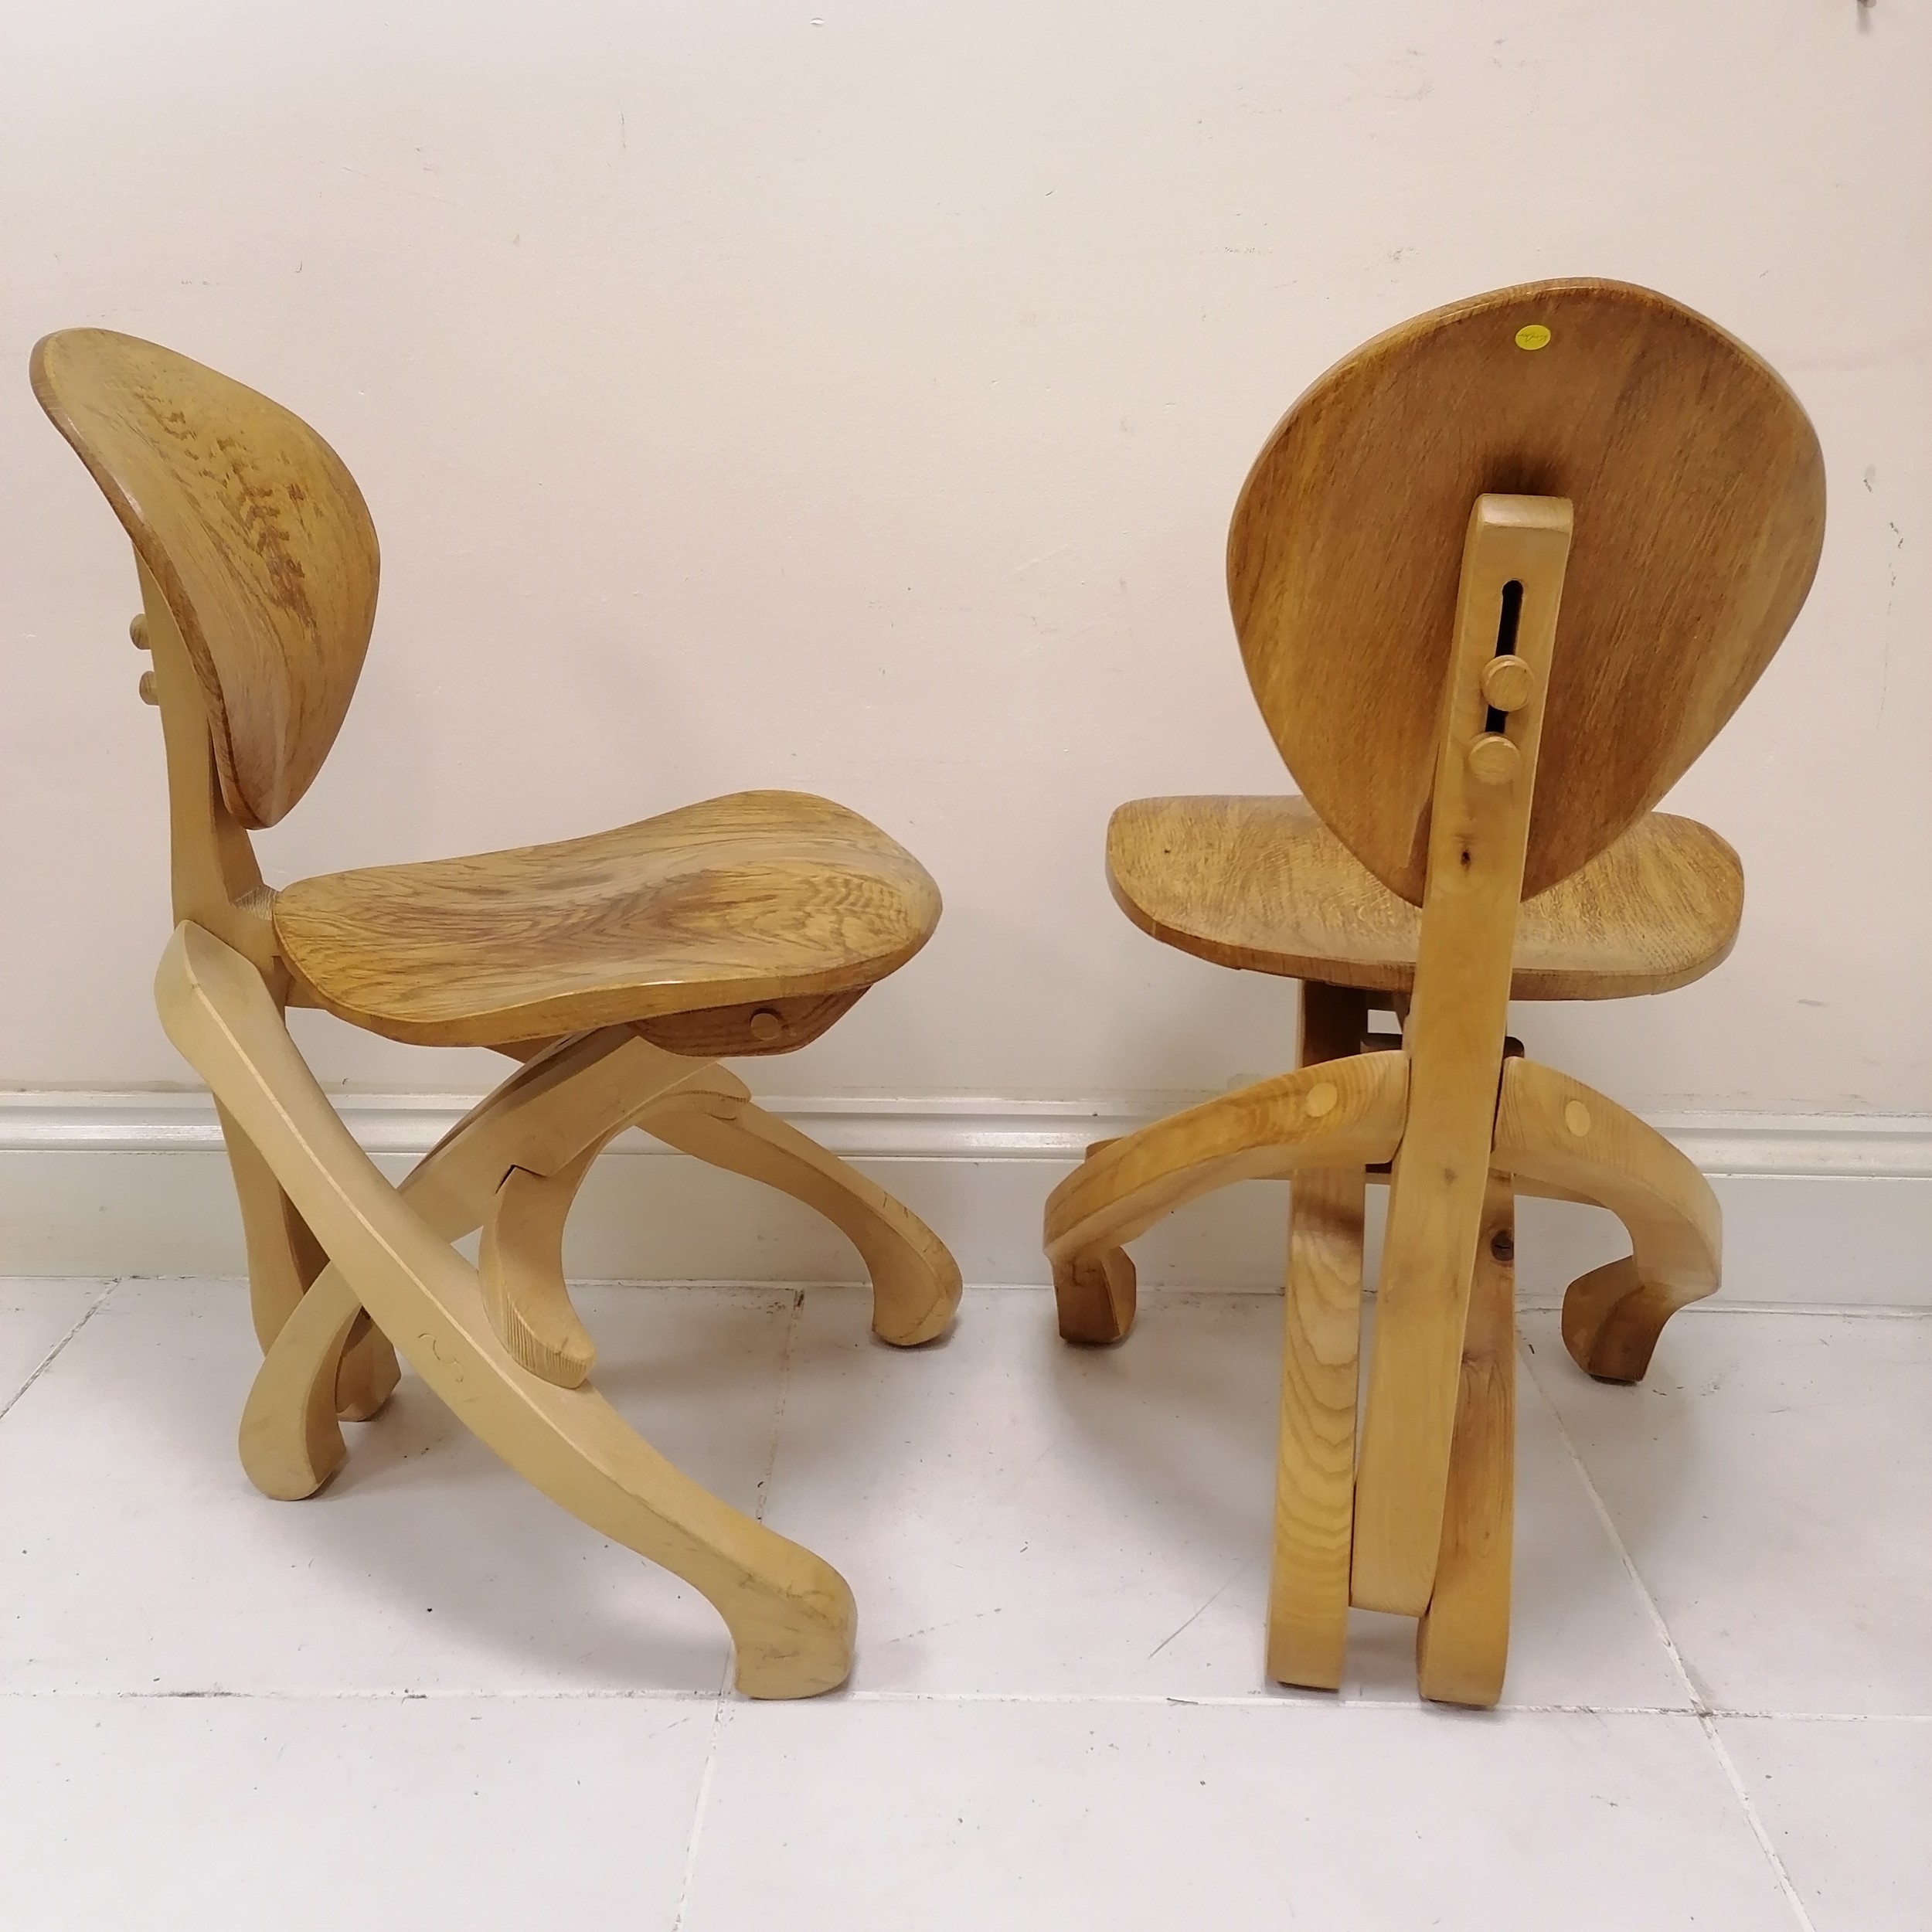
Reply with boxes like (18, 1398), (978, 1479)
(236, 1029), (744, 1496)
(1054, 1134), (1138, 1343)
(1045, 1054), (1410, 1347)
(162, 923), (855, 1699)
(334, 1312), (403, 1421)
(1414, 1172), (1516, 1708)
(217, 1100), (403, 1420)
(1265, 983), (1370, 1691)
(644, 1093), (962, 1347)
(1491, 1058), (1720, 1384)
(239, 1266), (365, 1500)
(479, 1142), (607, 1388)
(1349, 1073), (1512, 1617)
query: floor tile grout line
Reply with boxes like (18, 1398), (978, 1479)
(671, 1699), (730, 1932)
(37, 1275), (1932, 1321)
(751, 1286), (807, 1527)
(2, 1685), (1927, 1719)
(1532, 1350), (1821, 1932)
(1696, 1715), (1824, 1932)
(0, 1281), (115, 1426)
(664, 1280), (801, 1924)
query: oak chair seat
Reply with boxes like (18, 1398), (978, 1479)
(1107, 795), (1742, 1001)
(274, 788), (942, 1047)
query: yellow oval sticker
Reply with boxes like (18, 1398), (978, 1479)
(1515, 323), (1552, 352)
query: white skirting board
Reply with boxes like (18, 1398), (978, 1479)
(0, 1092), (1927, 1308)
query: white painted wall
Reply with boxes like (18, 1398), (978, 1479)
(2, 1), (1927, 1118)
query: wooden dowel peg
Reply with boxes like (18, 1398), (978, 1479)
(1466, 733), (1520, 787)
(1480, 655), (1533, 712)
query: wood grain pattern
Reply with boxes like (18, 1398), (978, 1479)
(137, 561), (278, 972)
(1228, 278), (1825, 903)
(160, 921), (857, 1699)
(1108, 797), (1741, 1002)
(1492, 1057), (1721, 1383)
(1413, 1173), (1516, 1709)
(32, 330), (377, 828)
(1264, 982), (1369, 1692)
(1352, 497), (1570, 1618)
(274, 790), (942, 1046)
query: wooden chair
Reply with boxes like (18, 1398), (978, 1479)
(1043, 280), (1824, 1706)
(32, 328), (962, 1699)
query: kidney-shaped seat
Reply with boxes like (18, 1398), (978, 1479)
(1107, 796), (1742, 1002)
(274, 788), (942, 1047)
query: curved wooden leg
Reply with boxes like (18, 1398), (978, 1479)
(479, 1144), (606, 1388)
(219, 1100), (403, 1420)
(161, 923), (856, 1699)
(1491, 1059), (1720, 1383)
(334, 1315), (403, 1419)
(240, 1267), (363, 1500)
(1044, 1052), (1410, 1345)
(644, 1094), (962, 1347)
(239, 1028), (743, 1490)
(1266, 984), (1371, 1692)
(1414, 1173), (1515, 1708)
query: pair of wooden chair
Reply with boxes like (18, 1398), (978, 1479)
(33, 277), (1821, 1706)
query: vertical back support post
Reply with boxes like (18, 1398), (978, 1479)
(1349, 495), (1572, 1617)
(140, 559), (395, 1405)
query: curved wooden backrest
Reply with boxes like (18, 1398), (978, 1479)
(1228, 280), (1825, 904)
(32, 329), (379, 829)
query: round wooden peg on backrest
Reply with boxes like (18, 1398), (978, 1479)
(1480, 654), (1533, 712)
(138, 669), (159, 706)
(130, 613), (150, 650)
(1465, 733), (1519, 787)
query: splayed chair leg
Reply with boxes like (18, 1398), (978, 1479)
(1266, 982), (1371, 1692)
(1045, 1051), (1409, 1352)
(645, 1092), (961, 1346)
(1414, 1173), (1516, 1708)
(1491, 1058), (1720, 1384)
(219, 1100), (401, 1420)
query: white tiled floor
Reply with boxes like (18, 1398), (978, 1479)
(0, 1279), (1924, 1929)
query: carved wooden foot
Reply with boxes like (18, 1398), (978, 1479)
(1052, 1248), (1138, 1345)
